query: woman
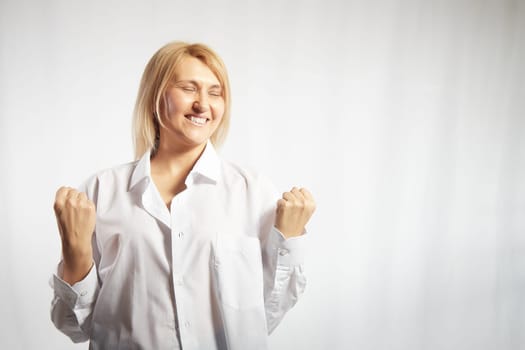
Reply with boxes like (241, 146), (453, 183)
(51, 41), (315, 350)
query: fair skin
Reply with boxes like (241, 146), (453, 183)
(54, 55), (316, 286)
(150, 56), (226, 206)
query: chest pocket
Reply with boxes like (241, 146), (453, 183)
(212, 233), (264, 310)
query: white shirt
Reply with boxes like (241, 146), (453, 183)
(50, 142), (307, 350)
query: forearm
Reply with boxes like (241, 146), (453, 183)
(61, 244), (94, 285)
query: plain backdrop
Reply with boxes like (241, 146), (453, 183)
(1, 0), (524, 349)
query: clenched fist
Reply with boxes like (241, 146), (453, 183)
(53, 187), (96, 285)
(275, 187), (316, 238)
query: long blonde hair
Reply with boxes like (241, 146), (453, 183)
(132, 41), (231, 159)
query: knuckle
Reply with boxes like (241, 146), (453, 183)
(66, 197), (77, 207)
(55, 187), (65, 196)
(53, 201), (62, 212)
(83, 201), (96, 213)
(301, 188), (313, 198)
(293, 199), (304, 208)
(55, 187), (68, 200)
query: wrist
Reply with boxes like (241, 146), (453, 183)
(275, 225), (304, 239)
(61, 237), (92, 257)
(61, 244), (93, 285)
(61, 257), (93, 285)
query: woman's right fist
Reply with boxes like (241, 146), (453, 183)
(53, 187), (96, 284)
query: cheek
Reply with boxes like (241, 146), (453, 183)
(165, 95), (179, 115)
(161, 94), (172, 118)
(213, 101), (226, 121)
(165, 93), (190, 116)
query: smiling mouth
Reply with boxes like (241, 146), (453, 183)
(185, 115), (209, 126)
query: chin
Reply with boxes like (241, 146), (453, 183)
(181, 134), (210, 147)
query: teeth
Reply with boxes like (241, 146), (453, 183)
(189, 116), (206, 125)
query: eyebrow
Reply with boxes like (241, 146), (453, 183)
(175, 80), (222, 89)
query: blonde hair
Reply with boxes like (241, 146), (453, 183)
(132, 41), (231, 159)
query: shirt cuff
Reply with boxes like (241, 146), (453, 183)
(52, 262), (99, 309)
(268, 226), (307, 266)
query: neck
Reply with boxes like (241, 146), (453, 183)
(151, 140), (207, 176)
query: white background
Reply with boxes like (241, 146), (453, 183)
(1, 0), (524, 349)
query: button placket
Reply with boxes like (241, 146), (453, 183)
(169, 189), (195, 348)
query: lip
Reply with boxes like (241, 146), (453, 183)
(184, 114), (209, 126)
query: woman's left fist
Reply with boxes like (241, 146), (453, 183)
(275, 187), (316, 238)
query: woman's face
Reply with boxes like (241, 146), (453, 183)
(160, 56), (225, 149)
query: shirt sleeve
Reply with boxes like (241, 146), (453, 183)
(263, 226), (307, 333)
(50, 261), (99, 343)
(50, 173), (101, 343)
(256, 175), (308, 334)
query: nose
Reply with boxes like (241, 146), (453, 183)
(193, 92), (209, 113)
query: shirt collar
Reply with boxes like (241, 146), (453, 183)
(128, 150), (151, 193)
(128, 140), (221, 193)
(189, 140), (221, 185)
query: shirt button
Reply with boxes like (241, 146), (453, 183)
(175, 277), (184, 286)
(279, 248), (289, 256)
(184, 321), (190, 328)
(80, 291), (87, 297)
(178, 231), (184, 238)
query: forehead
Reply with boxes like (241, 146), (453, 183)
(173, 56), (221, 85)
